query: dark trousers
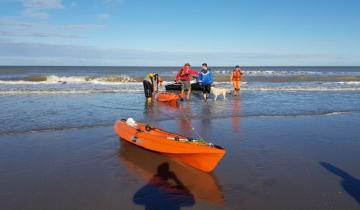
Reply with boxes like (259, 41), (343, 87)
(143, 80), (153, 98)
(202, 84), (211, 94)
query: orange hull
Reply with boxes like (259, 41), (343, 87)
(114, 120), (226, 172)
(155, 92), (179, 102)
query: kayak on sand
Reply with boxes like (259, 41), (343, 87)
(114, 118), (226, 172)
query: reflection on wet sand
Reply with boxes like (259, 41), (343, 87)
(199, 103), (212, 139)
(231, 97), (241, 133)
(157, 100), (179, 116)
(118, 140), (224, 204)
(144, 100), (180, 123)
(178, 102), (194, 137)
(143, 100), (157, 122)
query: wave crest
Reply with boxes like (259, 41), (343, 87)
(0, 74), (136, 85)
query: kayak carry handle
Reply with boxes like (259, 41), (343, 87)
(145, 124), (152, 132)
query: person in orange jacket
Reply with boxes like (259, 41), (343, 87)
(230, 65), (243, 96)
(175, 63), (199, 100)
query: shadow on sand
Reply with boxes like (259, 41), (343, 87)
(320, 161), (360, 205)
(133, 162), (195, 210)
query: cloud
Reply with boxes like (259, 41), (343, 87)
(97, 13), (111, 20)
(0, 2), (104, 41)
(0, 17), (104, 30)
(20, 0), (63, 19)
(0, 31), (14, 36)
(21, 0), (63, 9)
(0, 18), (101, 40)
(61, 24), (104, 30)
(0, 30), (82, 38)
(0, 17), (37, 29)
(22, 9), (49, 19)
(102, 0), (124, 5)
(0, 40), (350, 66)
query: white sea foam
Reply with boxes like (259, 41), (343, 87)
(212, 70), (360, 76)
(1, 78), (360, 95)
(0, 89), (144, 95)
(0, 74), (136, 85)
(212, 70), (319, 76)
(335, 81), (360, 85)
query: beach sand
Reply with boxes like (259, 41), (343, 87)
(1, 113), (360, 210)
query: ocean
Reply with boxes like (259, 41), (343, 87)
(1, 66), (360, 135)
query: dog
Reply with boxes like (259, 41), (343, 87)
(211, 86), (230, 100)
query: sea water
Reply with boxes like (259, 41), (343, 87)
(0, 66), (360, 135)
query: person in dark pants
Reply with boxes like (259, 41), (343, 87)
(198, 63), (214, 101)
(143, 73), (162, 102)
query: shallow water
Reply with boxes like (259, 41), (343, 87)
(1, 91), (360, 135)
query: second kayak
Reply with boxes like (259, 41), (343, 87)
(155, 92), (179, 102)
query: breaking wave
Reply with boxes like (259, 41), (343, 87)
(0, 75), (136, 85)
(1, 72), (360, 95)
(2, 73), (360, 84)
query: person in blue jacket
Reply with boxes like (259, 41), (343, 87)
(198, 63), (214, 101)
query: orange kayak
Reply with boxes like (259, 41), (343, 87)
(155, 92), (179, 102)
(114, 119), (226, 172)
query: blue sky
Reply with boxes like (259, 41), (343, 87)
(0, 0), (359, 66)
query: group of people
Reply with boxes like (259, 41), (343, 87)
(143, 63), (243, 101)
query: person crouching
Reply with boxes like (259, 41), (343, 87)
(143, 73), (162, 102)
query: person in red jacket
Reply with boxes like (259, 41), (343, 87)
(176, 63), (199, 100)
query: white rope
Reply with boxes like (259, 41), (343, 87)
(179, 104), (203, 140)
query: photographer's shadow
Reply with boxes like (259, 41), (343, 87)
(320, 161), (360, 205)
(133, 162), (195, 210)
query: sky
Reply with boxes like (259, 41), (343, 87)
(0, 0), (359, 66)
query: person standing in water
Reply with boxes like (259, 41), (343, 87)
(176, 63), (199, 100)
(143, 73), (162, 102)
(230, 65), (243, 96)
(198, 63), (214, 101)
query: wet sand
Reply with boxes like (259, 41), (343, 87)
(1, 113), (360, 210)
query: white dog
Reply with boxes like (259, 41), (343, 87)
(211, 86), (230, 100)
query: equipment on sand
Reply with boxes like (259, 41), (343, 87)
(114, 118), (226, 172)
(165, 82), (203, 91)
